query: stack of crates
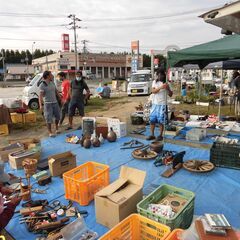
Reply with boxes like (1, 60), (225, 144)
(63, 161), (109, 206)
(137, 184), (195, 230)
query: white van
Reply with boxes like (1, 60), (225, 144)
(127, 70), (152, 96)
(22, 73), (61, 110)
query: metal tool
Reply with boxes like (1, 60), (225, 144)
(120, 139), (145, 149)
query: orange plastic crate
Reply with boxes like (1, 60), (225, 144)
(63, 161), (109, 206)
(99, 214), (170, 240)
(164, 229), (183, 240)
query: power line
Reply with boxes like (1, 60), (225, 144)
(0, 24), (67, 28)
(0, 37), (60, 42)
(0, 12), (66, 18)
(82, 5), (222, 22)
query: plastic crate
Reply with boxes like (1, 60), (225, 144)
(10, 113), (24, 123)
(137, 184), (195, 230)
(0, 124), (9, 136)
(24, 111), (36, 123)
(63, 161), (109, 206)
(210, 142), (240, 169)
(99, 214), (170, 240)
(164, 229), (183, 240)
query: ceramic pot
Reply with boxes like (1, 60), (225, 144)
(92, 136), (101, 147)
(107, 128), (117, 142)
(150, 141), (164, 153)
(99, 133), (104, 144)
(83, 138), (91, 149)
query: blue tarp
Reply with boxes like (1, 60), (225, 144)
(5, 130), (240, 239)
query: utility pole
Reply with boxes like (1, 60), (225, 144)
(82, 40), (89, 54)
(68, 14), (81, 72)
(1, 50), (5, 82)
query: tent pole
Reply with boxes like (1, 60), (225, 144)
(218, 69), (223, 120)
(197, 69), (202, 119)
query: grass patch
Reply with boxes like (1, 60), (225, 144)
(173, 103), (236, 116)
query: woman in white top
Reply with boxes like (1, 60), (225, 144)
(146, 71), (173, 141)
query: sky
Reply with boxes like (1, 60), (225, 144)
(0, 0), (234, 54)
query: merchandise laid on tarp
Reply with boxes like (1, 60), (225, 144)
(1, 124), (240, 239)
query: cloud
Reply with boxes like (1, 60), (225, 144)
(0, 0), (229, 53)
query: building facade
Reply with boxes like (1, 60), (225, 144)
(5, 64), (34, 81)
(32, 51), (143, 79)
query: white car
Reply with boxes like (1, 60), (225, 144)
(22, 73), (61, 110)
(127, 71), (152, 96)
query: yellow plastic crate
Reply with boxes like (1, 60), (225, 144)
(0, 124), (9, 136)
(24, 111), (36, 123)
(11, 112), (24, 123)
(99, 214), (170, 240)
(164, 229), (183, 240)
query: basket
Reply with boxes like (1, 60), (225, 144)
(137, 184), (195, 230)
(22, 158), (38, 176)
(11, 113), (24, 123)
(99, 214), (170, 240)
(164, 229), (183, 240)
(63, 161), (109, 206)
(210, 142), (240, 169)
(0, 124), (9, 136)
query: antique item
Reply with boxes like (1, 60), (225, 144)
(107, 127), (117, 142)
(183, 160), (215, 173)
(92, 136), (101, 147)
(149, 141), (164, 153)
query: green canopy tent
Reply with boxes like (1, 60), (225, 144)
(168, 34), (240, 118)
(168, 34), (240, 69)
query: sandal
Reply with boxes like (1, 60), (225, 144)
(49, 133), (56, 138)
(55, 130), (61, 134)
(156, 136), (163, 141)
(66, 126), (73, 130)
(146, 135), (156, 141)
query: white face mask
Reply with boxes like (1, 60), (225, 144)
(76, 77), (82, 81)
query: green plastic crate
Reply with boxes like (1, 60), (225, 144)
(137, 184), (195, 230)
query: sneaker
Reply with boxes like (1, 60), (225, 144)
(146, 135), (156, 141)
(55, 130), (61, 134)
(49, 133), (56, 138)
(156, 135), (163, 141)
(77, 126), (82, 130)
(66, 126), (73, 130)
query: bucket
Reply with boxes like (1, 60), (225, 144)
(82, 118), (95, 136)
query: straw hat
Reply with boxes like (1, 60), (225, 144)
(0, 161), (10, 183)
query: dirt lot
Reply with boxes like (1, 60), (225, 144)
(0, 94), (238, 147)
(0, 95), (147, 147)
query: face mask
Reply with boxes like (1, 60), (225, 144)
(76, 77), (82, 81)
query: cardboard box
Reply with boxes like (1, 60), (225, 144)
(9, 149), (41, 169)
(95, 166), (146, 228)
(0, 143), (24, 162)
(107, 118), (127, 138)
(48, 151), (76, 177)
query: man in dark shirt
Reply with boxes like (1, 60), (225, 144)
(67, 71), (90, 130)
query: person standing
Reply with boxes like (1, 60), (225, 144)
(57, 72), (70, 125)
(147, 70), (173, 141)
(39, 71), (61, 137)
(67, 71), (90, 130)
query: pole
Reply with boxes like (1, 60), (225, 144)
(73, 15), (78, 71)
(2, 50), (5, 82)
(46, 53), (49, 70)
(68, 14), (81, 74)
(218, 69), (223, 119)
(151, 53), (154, 80)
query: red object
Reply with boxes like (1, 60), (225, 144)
(61, 34), (70, 52)
(62, 80), (70, 101)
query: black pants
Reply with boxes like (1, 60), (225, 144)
(60, 101), (69, 124)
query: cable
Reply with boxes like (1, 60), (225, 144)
(0, 12), (66, 18)
(0, 24), (67, 28)
(82, 5), (222, 22)
(0, 37), (61, 42)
